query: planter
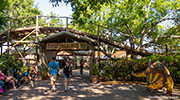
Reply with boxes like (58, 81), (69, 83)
(91, 75), (99, 84)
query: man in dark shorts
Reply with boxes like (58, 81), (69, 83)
(48, 57), (60, 90)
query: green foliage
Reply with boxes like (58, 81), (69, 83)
(41, 12), (64, 27)
(90, 64), (100, 76)
(52, 0), (180, 52)
(101, 55), (180, 82)
(0, 0), (41, 32)
(101, 65), (113, 81)
(0, 55), (23, 75)
(0, 0), (9, 28)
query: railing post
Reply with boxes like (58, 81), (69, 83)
(36, 15), (39, 37)
(7, 21), (10, 57)
(66, 17), (68, 29)
(165, 45), (168, 56)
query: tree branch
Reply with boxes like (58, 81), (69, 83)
(142, 0), (152, 34)
(137, 7), (180, 50)
(146, 7), (180, 34)
(125, 24), (133, 34)
(142, 35), (180, 47)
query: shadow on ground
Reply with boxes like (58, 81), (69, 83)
(0, 70), (179, 100)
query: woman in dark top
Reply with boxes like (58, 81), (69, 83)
(80, 59), (84, 75)
(63, 61), (70, 92)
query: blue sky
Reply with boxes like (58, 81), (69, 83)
(34, 0), (73, 17)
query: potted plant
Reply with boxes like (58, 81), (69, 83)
(90, 64), (100, 83)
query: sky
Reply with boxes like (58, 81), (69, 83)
(34, 0), (73, 17)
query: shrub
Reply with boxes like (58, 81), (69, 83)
(90, 64), (100, 76)
(100, 55), (180, 82)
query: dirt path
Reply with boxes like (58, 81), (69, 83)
(0, 69), (179, 100)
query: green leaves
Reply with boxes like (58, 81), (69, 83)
(0, 0), (41, 31)
(0, 55), (23, 75)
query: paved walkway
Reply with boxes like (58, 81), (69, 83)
(0, 69), (179, 100)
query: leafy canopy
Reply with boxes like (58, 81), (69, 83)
(50, 0), (180, 54)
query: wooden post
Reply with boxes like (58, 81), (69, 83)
(36, 15), (39, 37)
(39, 43), (49, 79)
(166, 45), (168, 56)
(10, 29), (36, 49)
(23, 44), (26, 57)
(0, 45), (2, 56)
(89, 42), (94, 75)
(7, 21), (10, 57)
(97, 25), (100, 66)
(66, 17), (68, 29)
(14, 47), (26, 65)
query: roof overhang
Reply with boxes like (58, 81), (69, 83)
(40, 31), (97, 44)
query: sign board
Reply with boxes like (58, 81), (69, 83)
(46, 42), (88, 50)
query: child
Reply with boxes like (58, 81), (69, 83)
(29, 69), (36, 87)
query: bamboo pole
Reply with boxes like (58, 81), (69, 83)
(0, 45), (2, 56)
(7, 21), (10, 57)
(66, 17), (68, 29)
(10, 29), (36, 49)
(97, 25), (100, 65)
(36, 15), (39, 37)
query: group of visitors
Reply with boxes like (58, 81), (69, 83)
(0, 64), (38, 94)
(48, 57), (73, 92)
(0, 57), (83, 94)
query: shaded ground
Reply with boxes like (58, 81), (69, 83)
(0, 69), (179, 100)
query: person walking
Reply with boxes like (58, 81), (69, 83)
(29, 69), (36, 88)
(48, 57), (60, 90)
(80, 59), (84, 75)
(63, 61), (71, 92)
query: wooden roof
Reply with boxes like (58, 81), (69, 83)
(40, 31), (96, 43)
(0, 26), (152, 56)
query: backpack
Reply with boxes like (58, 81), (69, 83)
(52, 62), (57, 69)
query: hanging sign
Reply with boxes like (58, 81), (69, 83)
(46, 42), (87, 50)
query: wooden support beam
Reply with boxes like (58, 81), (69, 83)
(10, 29), (36, 49)
(0, 46), (2, 56)
(14, 46), (26, 65)
(7, 21), (10, 57)
(12, 40), (34, 43)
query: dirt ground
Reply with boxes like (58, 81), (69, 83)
(0, 69), (179, 100)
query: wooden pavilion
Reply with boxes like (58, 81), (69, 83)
(0, 24), (152, 78)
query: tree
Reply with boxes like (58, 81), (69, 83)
(50, 0), (180, 56)
(0, 0), (41, 32)
(0, 0), (9, 29)
(40, 12), (64, 27)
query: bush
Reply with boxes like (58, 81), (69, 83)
(101, 65), (113, 81)
(100, 55), (180, 82)
(0, 55), (23, 75)
(90, 64), (100, 76)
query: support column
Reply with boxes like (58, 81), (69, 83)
(66, 17), (68, 29)
(7, 21), (10, 57)
(97, 25), (100, 66)
(166, 45), (168, 56)
(89, 43), (95, 75)
(0, 45), (2, 56)
(39, 43), (49, 80)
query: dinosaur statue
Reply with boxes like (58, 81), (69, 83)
(131, 60), (174, 96)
